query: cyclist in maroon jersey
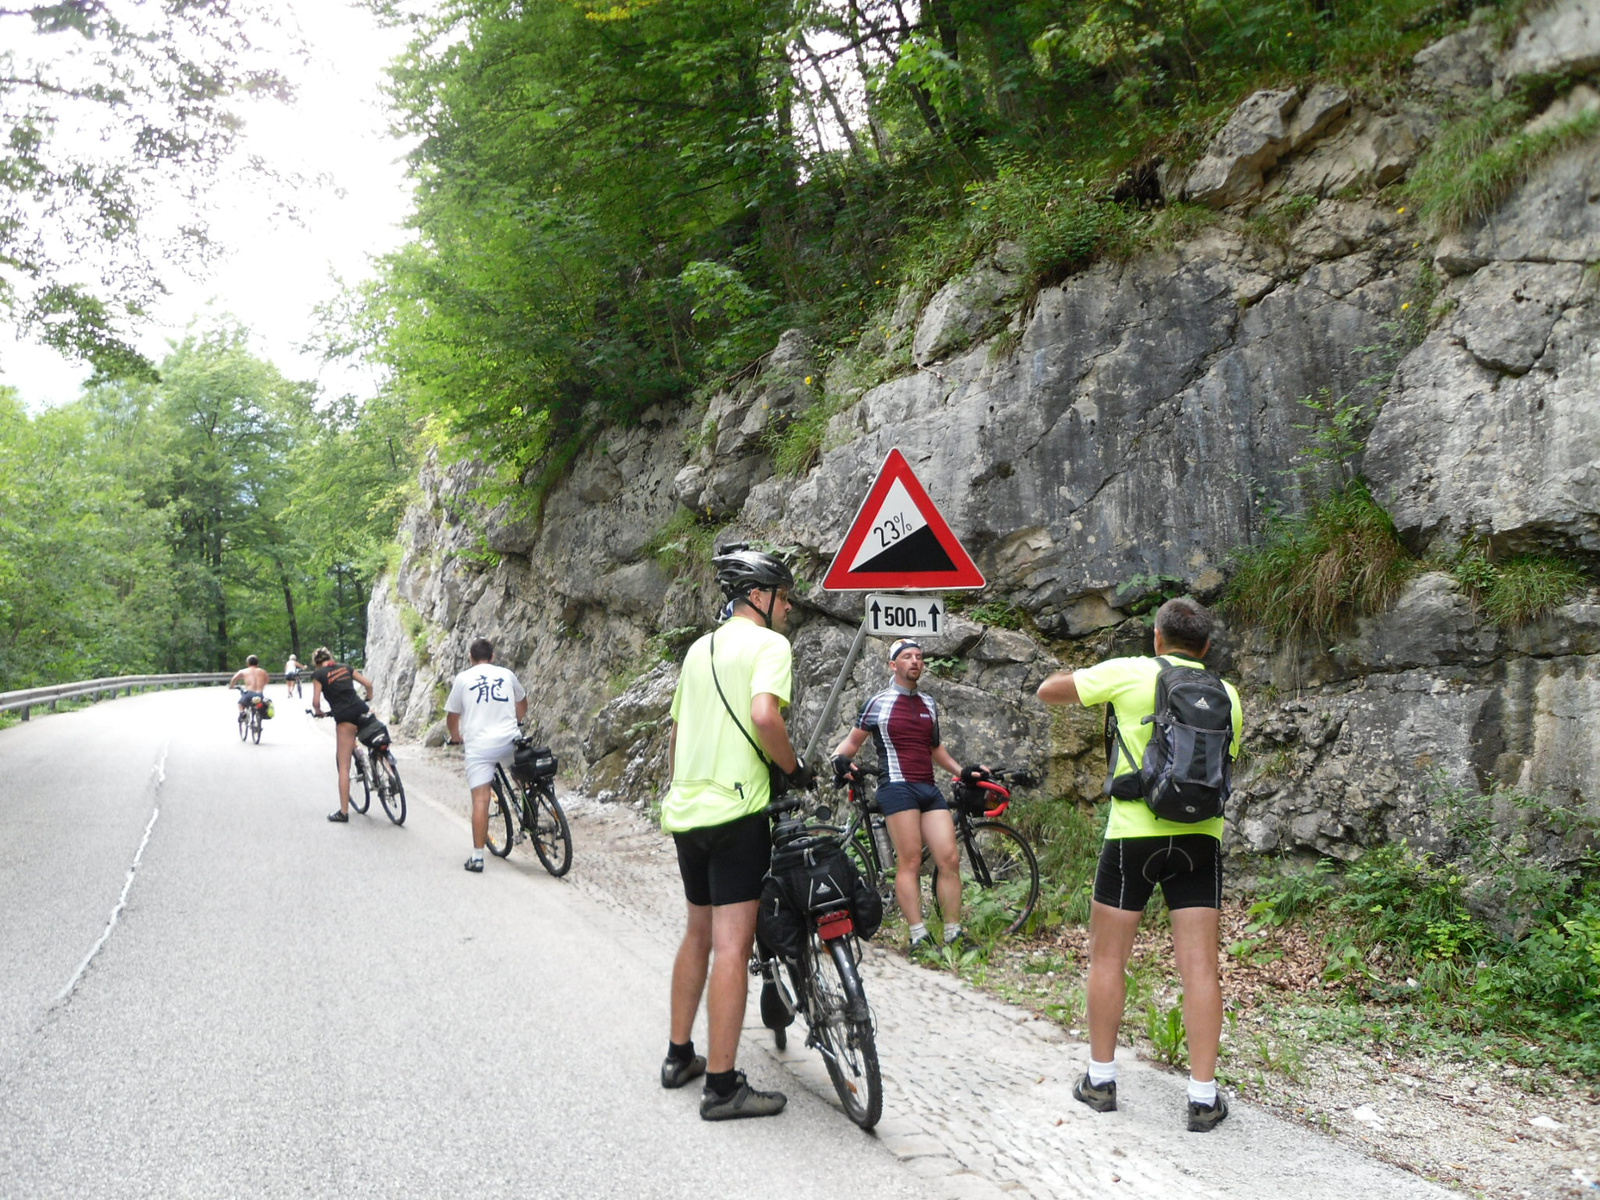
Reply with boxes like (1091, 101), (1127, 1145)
(831, 639), (988, 956)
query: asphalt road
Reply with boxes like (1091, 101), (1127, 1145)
(0, 688), (934, 1199)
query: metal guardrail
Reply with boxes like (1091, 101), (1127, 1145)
(0, 673), (250, 720)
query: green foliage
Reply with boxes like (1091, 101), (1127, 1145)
(646, 625), (701, 662)
(1143, 995), (1189, 1068)
(0, 2), (290, 377)
(1223, 481), (1417, 640)
(0, 322), (415, 688)
(360, 0), (1482, 499)
(898, 154), (1134, 303)
(1288, 779), (1600, 1075)
(1440, 546), (1589, 625)
(1409, 96), (1600, 234)
(646, 508), (718, 577)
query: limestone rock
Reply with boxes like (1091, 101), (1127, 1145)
(1501, 0), (1600, 82)
(1273, 106), (1431, 196)
(1287, 84), (1351, 149)
(1367, 260), (1599, 550)
(912, 243), (1027, 366)
(1412, 19), (1497, 97)
(1183, 89), (1300, 208)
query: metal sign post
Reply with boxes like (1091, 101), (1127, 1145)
(800, 615), (871, 767)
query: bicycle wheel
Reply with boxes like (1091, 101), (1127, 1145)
(349, 746), (371, 814)
(933, 820), (1040, 938)
(376, 751), (407, 826)
(251, 711), (262, 744)
(237, 710), (248, 741)
(808, 933), (882, 1130)
(485, 772), (515, 857)
(529, 781), (572, 877)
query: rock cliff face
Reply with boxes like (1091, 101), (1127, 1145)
(366, 1), (1600, 863)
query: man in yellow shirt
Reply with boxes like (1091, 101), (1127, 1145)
(1037, 597), (1241, 1133)
(660, 546), (814, 1121)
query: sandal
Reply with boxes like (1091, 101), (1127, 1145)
(327, 811), (348, 823)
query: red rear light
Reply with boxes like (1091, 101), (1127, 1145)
(817, 910), (854, 940)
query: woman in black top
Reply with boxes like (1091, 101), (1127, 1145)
(310, 646), (376, 823)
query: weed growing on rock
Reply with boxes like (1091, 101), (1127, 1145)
(1223, 480), (1416, 640)
(646, 508), (717, 577)
(1438, 545), (1589, 625)
(1409, 97), (1600, 234)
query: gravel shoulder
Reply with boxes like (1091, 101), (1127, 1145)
(397, 744), (1598, 1200)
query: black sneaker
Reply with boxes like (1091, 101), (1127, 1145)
(699, 1072), (787, 1121)
(464, 856), (484, 873)
(327, 811), (348, 823)
(1073, 1073), (1117, 1112)
(1187, 1092), (1229, 1132)
(909, 935), (935, 961)
(660, 1054), (706, 1089)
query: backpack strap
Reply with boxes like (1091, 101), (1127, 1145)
(1103, 703), (1143, 797)
(1140, 657), (1171, 728)
(708, 628), (776, 771)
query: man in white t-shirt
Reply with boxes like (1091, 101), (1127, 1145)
(445, 638), (528, 873)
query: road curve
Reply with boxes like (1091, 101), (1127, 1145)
(0, 688), (934, 1199)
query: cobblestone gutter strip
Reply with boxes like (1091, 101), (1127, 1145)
(405, 749), (1453, 1200)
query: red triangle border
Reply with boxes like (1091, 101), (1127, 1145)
(821, 448), (986, 591)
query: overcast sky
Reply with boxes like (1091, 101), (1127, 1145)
(2, 1), (416, 410)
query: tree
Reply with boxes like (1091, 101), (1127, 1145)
(0, 1), (291, 379)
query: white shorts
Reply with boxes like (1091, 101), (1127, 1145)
(465, 740), (516, 788)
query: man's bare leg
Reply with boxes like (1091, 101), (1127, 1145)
(670, 902), (713, 1045)
(703, 900), (758, 1072)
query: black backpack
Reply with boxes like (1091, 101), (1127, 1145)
(1105, 657), (1234, 823)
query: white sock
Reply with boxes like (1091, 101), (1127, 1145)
(943, 923), (963, 943)
(470, 847), (484, 861)
(1188, 1077), (1217, 1105)
(908, 923), (928, 943)
(1088, 1058), (1116, 1086)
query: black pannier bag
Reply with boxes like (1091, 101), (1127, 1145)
(512, 737), (558, 783)
(355, 713), (391, 751)
(756, 836), (883, 962)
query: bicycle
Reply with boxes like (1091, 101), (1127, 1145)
(236, 688), (267, 744)
(309, 710), (406, 825)
(840, 765), (1042, 939)
(753, 794), (882, 1130)
(484, 736), (571, 876)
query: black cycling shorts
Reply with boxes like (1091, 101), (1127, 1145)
(673, 810), (771, 907)
(877, 780), (948, 817)
(330, 703), (370, 727)
(1094, 834), (1222, 912)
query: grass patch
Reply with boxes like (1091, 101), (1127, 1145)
(1409, 97), (1600, 234)
(1439, 546), (1589, 624)
(1223, 480), (1417, 640)
(645, 507), (718, 576)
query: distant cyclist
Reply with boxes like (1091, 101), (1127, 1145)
(228, 656), (270, 716)
(309, 647), (376, 824)
(284, 652), (303, 698)
(444, 638), (528, 874)
(831, 638), (987, 956)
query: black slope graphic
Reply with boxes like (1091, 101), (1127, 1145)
(853, 524), (957, 575)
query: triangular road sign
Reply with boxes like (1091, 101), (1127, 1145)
(822, 449), (985, 591)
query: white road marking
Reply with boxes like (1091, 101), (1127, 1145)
(56, 745), (168, 1004)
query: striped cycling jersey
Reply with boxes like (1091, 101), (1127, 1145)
(854, 684), (941, 783)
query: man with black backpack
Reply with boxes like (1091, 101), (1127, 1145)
(658, 546), (814, 1121)
(1036, 597), (1241, 1133)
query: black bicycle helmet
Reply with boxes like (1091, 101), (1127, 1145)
(712, 544), (795, 600)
